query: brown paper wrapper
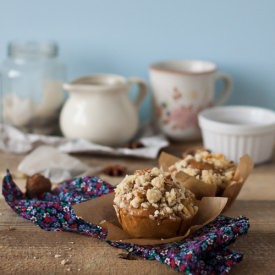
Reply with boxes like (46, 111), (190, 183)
(73, 193), (227, 245)
(159, 152), (254, 211)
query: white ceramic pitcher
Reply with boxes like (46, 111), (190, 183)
(60, 74), (147, 146)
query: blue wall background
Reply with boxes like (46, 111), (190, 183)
(1, 0), (275, 123)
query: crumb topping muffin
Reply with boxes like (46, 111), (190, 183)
(114, 167), (198, 221)
(169, 150), (236, 189)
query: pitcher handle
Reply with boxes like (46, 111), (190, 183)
(214, 72), (232, 106)
(127, 77), (147, 108)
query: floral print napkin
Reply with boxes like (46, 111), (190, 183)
(2, 170), (249, 274)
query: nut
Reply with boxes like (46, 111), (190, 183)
(26, 173), (52, 197)
(146, 189), (162, 204)
(102, 164), (127, 177)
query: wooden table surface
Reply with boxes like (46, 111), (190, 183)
(0, 143), (275, 274)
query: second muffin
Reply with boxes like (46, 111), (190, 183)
(169, 150), (237, 195)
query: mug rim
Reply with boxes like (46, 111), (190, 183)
(150, 60), (217, 76)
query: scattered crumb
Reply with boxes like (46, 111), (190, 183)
(33, 256), (37, 259)
(0, 212), (3, 216)
(66, 268), (71, 272)
(54, 254), (62, 258)
(61, 259), (71, 265)
(68, 241), (75, 244)
(78, 268), (81, 272)
(68, 247), (72, 251)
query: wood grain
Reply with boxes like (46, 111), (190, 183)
(0, 144), (275, 274)
(1, 200), (275, 274)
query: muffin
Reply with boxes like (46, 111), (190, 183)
(113, 167), (198, 239)
(169, 150), (236, 195)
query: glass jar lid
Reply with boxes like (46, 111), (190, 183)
(8, 41), (58, 59)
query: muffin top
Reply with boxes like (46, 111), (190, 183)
(114, 167), (198, 221)
(169, 150), (236, 189)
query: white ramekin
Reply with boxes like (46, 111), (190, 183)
(198, 106), (275, 164)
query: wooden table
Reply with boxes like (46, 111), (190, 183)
(0, 144), (275, 274)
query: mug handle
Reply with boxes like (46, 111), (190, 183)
(214, 72), (232, 106)
(127, 77), (147, 108)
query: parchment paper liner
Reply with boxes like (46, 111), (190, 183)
(73, 192), (227, 245)
(159, 152), (254, 211)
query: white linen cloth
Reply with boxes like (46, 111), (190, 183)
(0, 123), (169, 159)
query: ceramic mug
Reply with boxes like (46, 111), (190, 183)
(149, 60), (232, 140)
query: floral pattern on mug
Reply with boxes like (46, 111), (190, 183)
(172, 87), (182, 100)
(156, 86), (214, 130)
(158, 103), (201, 130)
(164, 106), (199, 129)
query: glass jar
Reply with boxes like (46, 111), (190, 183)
(1, 41), (65, 134)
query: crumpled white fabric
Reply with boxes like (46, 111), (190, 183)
(17, 146), (102, 182)
(0, 123), (169, 159)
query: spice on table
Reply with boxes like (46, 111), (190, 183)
(102, 164), (127, 177)
(123, 141), (145, 149)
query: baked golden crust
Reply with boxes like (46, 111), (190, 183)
(113, 167), (198, 238)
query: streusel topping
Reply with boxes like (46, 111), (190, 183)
(114, 167), (198, 220)
(169, 150), (236, 189)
